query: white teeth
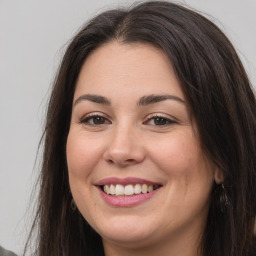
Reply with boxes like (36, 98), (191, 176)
(134, 184), (142, 194)
(104, 184), (111, 194)
(141, 184), (148, 194)
(116, 184), (124, 196)
(124, 185), (134, 195)
(148, 185), (153, 192)
(110, 184), (115, 195)
(102, 184), (158, 196)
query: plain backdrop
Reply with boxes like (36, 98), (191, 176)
(0, 0), (256, 254)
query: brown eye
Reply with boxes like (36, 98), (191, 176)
(92, 116), (106, 124)
(81, 115), (110, 125)
(145, 116), (176, 126)
(153, 117), (169, 125)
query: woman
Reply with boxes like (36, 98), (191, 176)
(25, 1), (256, 255)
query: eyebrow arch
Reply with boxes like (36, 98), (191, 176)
(74, 94), (111, 106)
(137, 94), (185, 106)
(73, 93), (185, 107)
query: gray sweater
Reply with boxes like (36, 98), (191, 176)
(0, 246), (17, 256)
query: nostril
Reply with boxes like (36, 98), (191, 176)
(107, 159), (114, 164)
(126, 159), (135, 163)
(107, 158), (134, 165)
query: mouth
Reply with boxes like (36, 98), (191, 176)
(100, 183), (162, 196)
(96, 177), (162, 197)
(96, 177), (162, 207)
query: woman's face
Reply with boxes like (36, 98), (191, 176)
(66, 41), (218, 252)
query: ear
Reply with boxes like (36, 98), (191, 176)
(214, 168), (224, 184)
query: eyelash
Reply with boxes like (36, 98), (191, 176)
(143, 114), (177, 126)
(80, 113), (110, 126)
(80, 113), (177, 127)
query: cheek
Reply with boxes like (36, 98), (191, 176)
(66, 131), (104, 181)
(149, 135), (200, 174)
(147, 130), (214, 190)
(66, 131), (101, 214)
(149, 133), (214, 218)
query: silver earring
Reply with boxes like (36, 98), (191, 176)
(71, 198), (77, 211)
(220, 183), (230, 212)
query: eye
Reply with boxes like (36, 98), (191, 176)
(80, 114), (111, 126)
(144, 115), (177, 126)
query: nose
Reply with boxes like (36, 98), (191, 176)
(103, 125), (145, 167)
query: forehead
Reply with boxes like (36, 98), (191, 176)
(74, 41), (184, 100)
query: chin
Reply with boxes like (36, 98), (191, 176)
(93, 214), (160, 246)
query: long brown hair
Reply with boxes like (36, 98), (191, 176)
(25, 1), (256, 255)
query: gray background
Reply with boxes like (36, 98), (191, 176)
(0, 0), (255, 254)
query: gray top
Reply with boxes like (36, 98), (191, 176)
(0, 246), (17, 256)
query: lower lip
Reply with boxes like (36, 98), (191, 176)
(97, 187), (160, 207)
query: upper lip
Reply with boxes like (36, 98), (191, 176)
(95, 177), (162, 186)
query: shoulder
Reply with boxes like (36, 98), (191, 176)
(0, 246), (17, 256)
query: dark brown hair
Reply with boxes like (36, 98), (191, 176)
(25, 1), (256, 255)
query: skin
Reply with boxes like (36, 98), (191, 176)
(66, 41), (220, 256)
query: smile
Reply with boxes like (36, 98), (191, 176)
(96, 177), (162, 207)
(101, 184), (161, 196)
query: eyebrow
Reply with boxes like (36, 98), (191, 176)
(73, 93), (185, 107)
(74, 94), (111, 106)
(137, 94), (185, 106)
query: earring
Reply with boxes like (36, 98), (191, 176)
(220, 183), (230, 212)
(71, 198), (77, 211)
